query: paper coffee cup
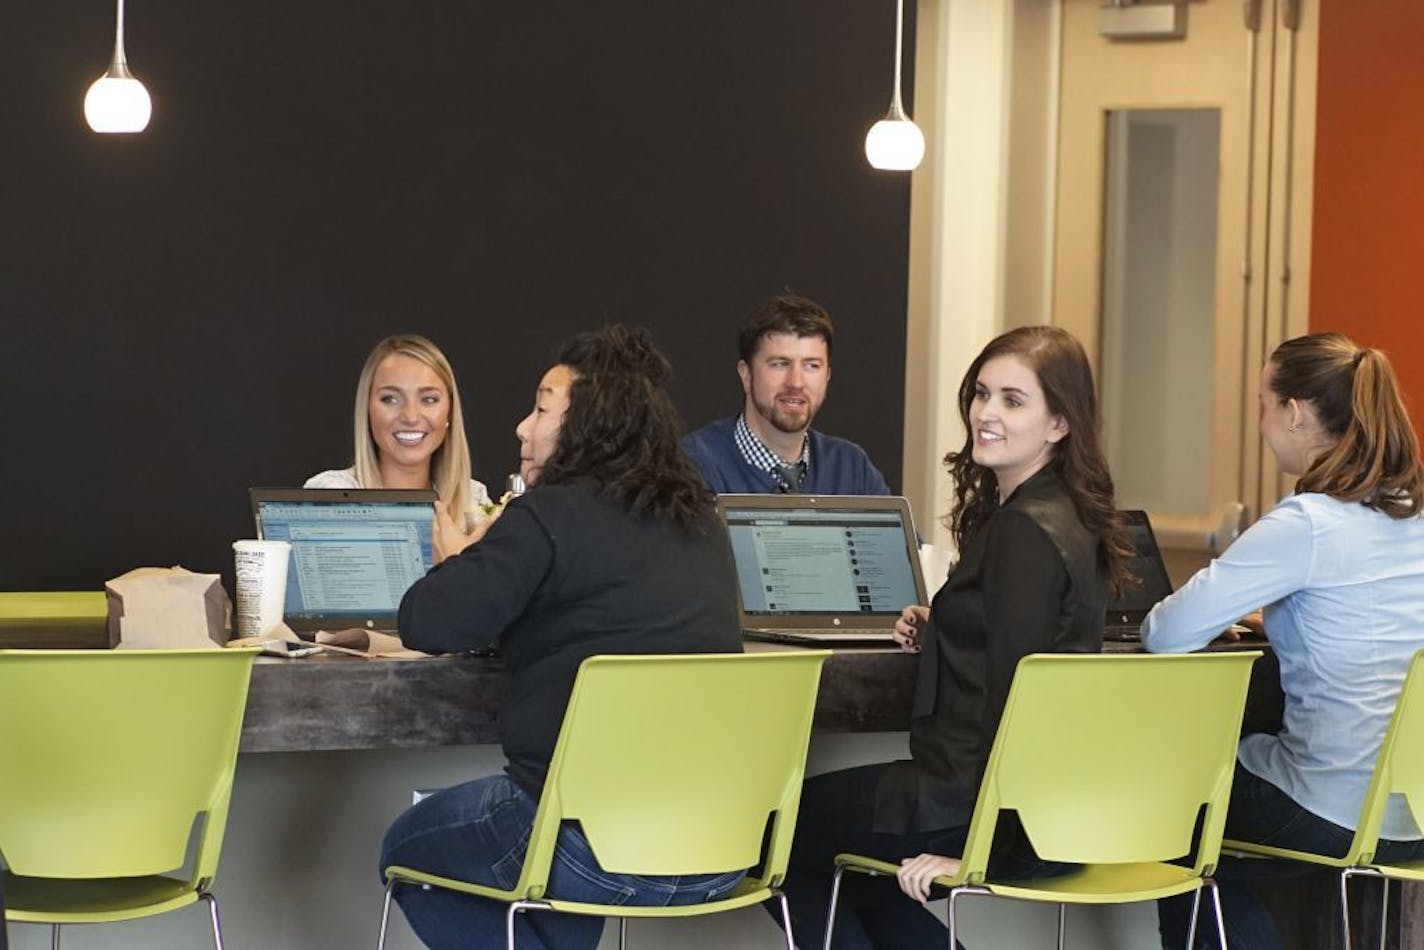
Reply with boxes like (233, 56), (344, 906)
(233, 539), (292, 638)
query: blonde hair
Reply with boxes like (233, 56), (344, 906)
(1269, 332), (1424, 519)
(351, 335), (476, 530)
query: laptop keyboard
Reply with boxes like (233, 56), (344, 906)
(743, 627), (899, 645)
(1103, 625), (1142, 642)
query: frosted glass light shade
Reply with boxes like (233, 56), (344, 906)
(865, 118), (925, 171)
(85, 73), (152, 133)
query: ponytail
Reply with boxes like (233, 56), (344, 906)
(1279, 336), (1424, 518)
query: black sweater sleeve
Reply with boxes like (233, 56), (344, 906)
(396, 503), (554, 654)
(975, 509), (1069, 763)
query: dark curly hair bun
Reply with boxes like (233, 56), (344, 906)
(540, 325), (714, 530)
(556, 324), (671, 386)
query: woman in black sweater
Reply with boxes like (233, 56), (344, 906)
(782, 326), (1132, 949)
(380, 325), (742, 950)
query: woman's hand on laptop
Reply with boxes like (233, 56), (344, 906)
(893, 605), (929, 654)
(432, 502), (492, 564)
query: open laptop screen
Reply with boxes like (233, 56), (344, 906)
(721, 498), (922, 618)
(1108, 510), (1176, 620)
(251, 488), (437, 631)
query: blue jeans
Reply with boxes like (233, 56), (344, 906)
(1158, 762), (1424, 950)
(379, 773), (746, 950)
(779, 764), (1073, 950)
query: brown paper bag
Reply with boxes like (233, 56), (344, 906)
(105, 566), (231, 649)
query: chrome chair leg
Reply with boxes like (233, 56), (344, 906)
(1378, 875), (1389, 950)
(506, 899), (550, 950)
(51, 923), (61, 950)
(1183, 885), (1204, 948)
(618, 916), (627, 949)
(377, 878), (398, 950)
(1056, 902), (1066, 950)
(200, 891), (225, 950)
(776, 890), (796, 950)
(823, 865), (846, 950)
(1340, 868), (1355, 950)
(946, 887), (962, 950)
(1206, 878), (1228, 950)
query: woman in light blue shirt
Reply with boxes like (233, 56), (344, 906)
(1144, 333), (1424, 950)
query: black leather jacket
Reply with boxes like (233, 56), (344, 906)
(875, 464), (1106, 834)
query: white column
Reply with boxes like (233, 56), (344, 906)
(903, 0), (1039, 550)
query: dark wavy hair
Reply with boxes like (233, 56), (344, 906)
(944, 326), (1134, 595)
(1268, 332), (1423, 518)
(535, 325), (716, 531)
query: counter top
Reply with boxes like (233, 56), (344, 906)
(239, 639), (1280, 754)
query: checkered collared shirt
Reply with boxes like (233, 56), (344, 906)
(733, 413), (809, 493)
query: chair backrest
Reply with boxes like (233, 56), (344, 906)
(0, 592), (107, 621)
(0, 649), (257, 886)
(957, 652), (1259, 884)
(513, 651), (830, 900)
(1348, 648), (1424, 865)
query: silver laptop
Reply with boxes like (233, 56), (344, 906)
(249, 488), (438, 634)
(717, 494), (928, 645)
(1103, 510), (1176, 642)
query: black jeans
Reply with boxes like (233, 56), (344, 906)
(776, 764), (967, 949)
(776, 764), (1072, 949)
(1158, 762), (1424, 950)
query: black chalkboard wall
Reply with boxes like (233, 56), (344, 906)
(4, 1), (913, 591)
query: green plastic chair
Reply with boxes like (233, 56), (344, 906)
(1222, 647), (1424, 950)
(826, 651), (1260, 949)
(0, 648), (259, 949)
(0, 592), (110, 649)
(378, 650), (832, 949)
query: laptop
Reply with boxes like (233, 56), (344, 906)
(249, 488), (438, 634)
(717, 494), (928, 646)
(1103, 510), (1176, 642)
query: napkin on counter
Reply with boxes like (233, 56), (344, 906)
(314, 628), (430, 659)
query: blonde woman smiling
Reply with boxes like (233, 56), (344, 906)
(306, 335), (490, 533)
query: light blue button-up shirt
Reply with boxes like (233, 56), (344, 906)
(1142, 492), (1424, 840)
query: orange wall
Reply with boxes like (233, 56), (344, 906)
(1310, 2), (1424, 420)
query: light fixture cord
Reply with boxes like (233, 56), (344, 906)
(889, 0), (908, 120)
(111, 0), (131, 73)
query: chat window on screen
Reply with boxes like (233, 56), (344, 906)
(728, 513), (917, 615)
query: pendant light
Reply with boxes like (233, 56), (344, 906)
(85, 0), (152, 134)
(864, 0), (924, 171)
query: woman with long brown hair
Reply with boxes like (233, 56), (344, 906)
(1146, 333), (1424, 949)
(779, 325), (1131, 948)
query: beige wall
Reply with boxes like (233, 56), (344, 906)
(902, 0), (1060, 549)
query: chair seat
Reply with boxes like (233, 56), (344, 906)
(1367, 860), (1424, 882)
(543, 878), (777, 919)
(985, 861), (1208, 904)
(2, 870), (199, 923)
(836, 853), (1207, 905)
(387, 865), (777, 919)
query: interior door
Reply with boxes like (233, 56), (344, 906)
(1052, 0), (1315, 570)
